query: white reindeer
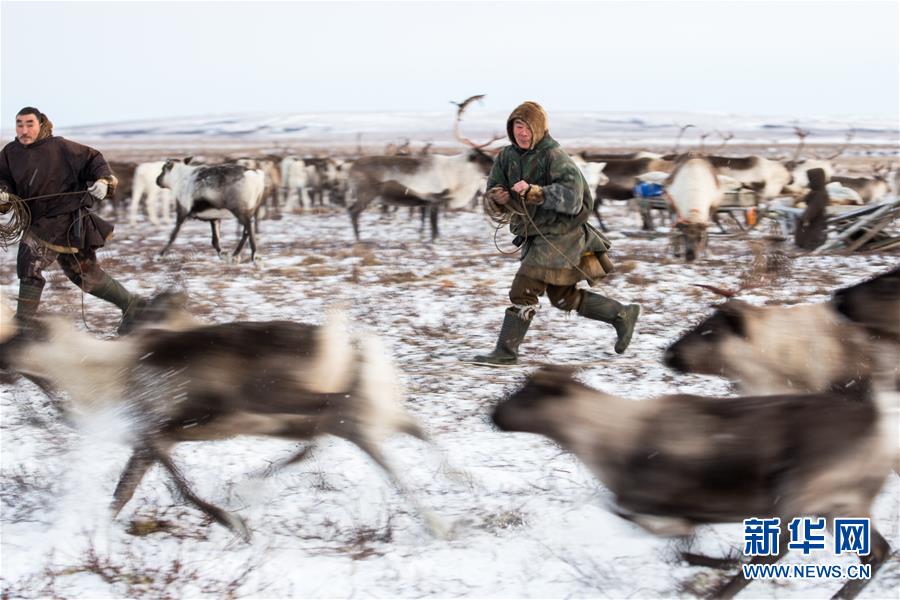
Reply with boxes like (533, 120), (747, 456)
(664, 154), (723, 261)
(129, 161), (174, 226)
(156, 158), (265, 262)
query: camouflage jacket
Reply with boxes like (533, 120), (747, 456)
(486, 134), (610, 285)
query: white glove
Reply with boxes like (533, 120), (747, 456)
(87, 180), (108, 200)
(0, 191), (8, 204)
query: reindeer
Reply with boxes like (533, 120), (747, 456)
(0, 293), (430, 541)
(107, 160), (138, 219)
(704, 155), (791, 199)
(579, 150), (662, 161)
(234, 156), (282, 218)
(782, 128), (855, 193)
(129, 161), (175, 226)
(491, 365), (895, 600)
(664, 153), (723, 262)
(157, 158), (265, 262)
(346, 95), (501, 240)
(664, 267), (900, 395)
(830, 169), (890, 204)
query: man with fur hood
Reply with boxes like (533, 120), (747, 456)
(473, 101), (640, 366)
(794, 167), (829, 251)
(0, 106), (145, 332)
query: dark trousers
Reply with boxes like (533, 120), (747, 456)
(509, 273), (584, 313)
(17, 235), (108, 292)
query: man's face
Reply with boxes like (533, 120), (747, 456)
(513, 120), (533, 150)
(16, 114), (42, 145)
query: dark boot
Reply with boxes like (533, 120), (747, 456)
(472, 308), (533, 366)
(116, 296), (150, 336)
(578, 292), (641, 354)
(15, 280), (44, 322)
(88, 274), (147, 335)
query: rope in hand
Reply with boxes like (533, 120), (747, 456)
(1, 190), (106, 333)
(0, 191), (86, 249)
(485, 190), (599, 284)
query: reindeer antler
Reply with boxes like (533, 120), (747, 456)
(699, 131), (711, 153)
(451, 94), (486, 113)
(452, 94), (504, 150)
(714, 130), (734, 152)
(672, 123), (695, 153)
(791, 126), (809, 162)
(819, 128), (855, 160)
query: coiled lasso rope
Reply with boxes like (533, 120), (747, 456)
(0, 191), (87, 249)
(484, 192), (599, 283)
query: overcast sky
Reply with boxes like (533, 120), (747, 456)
(2, 1), (898, 127)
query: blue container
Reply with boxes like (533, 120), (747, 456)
(634, 182), (664, 198)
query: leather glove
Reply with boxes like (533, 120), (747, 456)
(0, 191), (10, 214)
(87, 180), (108, 200)
(486, 186), (511, 205)
(523, 184), (544, 205)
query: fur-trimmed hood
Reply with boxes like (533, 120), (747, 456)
(506, 101), (548, 150)
(36, 113), (54, 142)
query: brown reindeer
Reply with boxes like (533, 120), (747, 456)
(492, 365), (895, 600)
(0, 293), (429, 541)
(346, 95), (501, 240)
(665, 267), (900, 395)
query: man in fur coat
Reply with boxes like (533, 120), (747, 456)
(473, 101), (640, 366)
(0, 107), (145, 332)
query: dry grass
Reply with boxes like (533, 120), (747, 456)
(737, 242), (793, 290)
(481, 508), (528, 534)
(3, 535), (260, 599)
(375, 271), (420, 284)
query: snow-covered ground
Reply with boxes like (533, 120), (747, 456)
(1, 201), (898, 598)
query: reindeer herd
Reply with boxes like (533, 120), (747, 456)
(103, 102), (898, 265)
(3, 100), (899, 597)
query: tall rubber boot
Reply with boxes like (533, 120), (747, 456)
(578, 292), (641, 354)
(471, 308), (533, 366)
(15, 280), (44, 322)
(88, 274), (147, 335)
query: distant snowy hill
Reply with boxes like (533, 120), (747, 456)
(2, 111), (896, 149)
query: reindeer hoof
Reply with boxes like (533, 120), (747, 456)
(422, 511), (452, 540)
(225, 513), (251, 543)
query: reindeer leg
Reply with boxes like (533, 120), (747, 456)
(350, 435), (449, 539)
(250, 443), (318, 478)
(231, 219), (251, 262)
(152, 446), (250, 542)
(830, 526), (890, 600)
(129, 188), (143, 226)
(713, 527), (790, 599)
(682, 553), (741, 570)
(350, 207), (363, 240)
(110, 447), (157, 517)
(711, 210), (727, 234)
(159, 211), (188, 256)
(429, 205), (439, 240)
(210, 219), (223, 256)
(247, 216), (259, 262)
